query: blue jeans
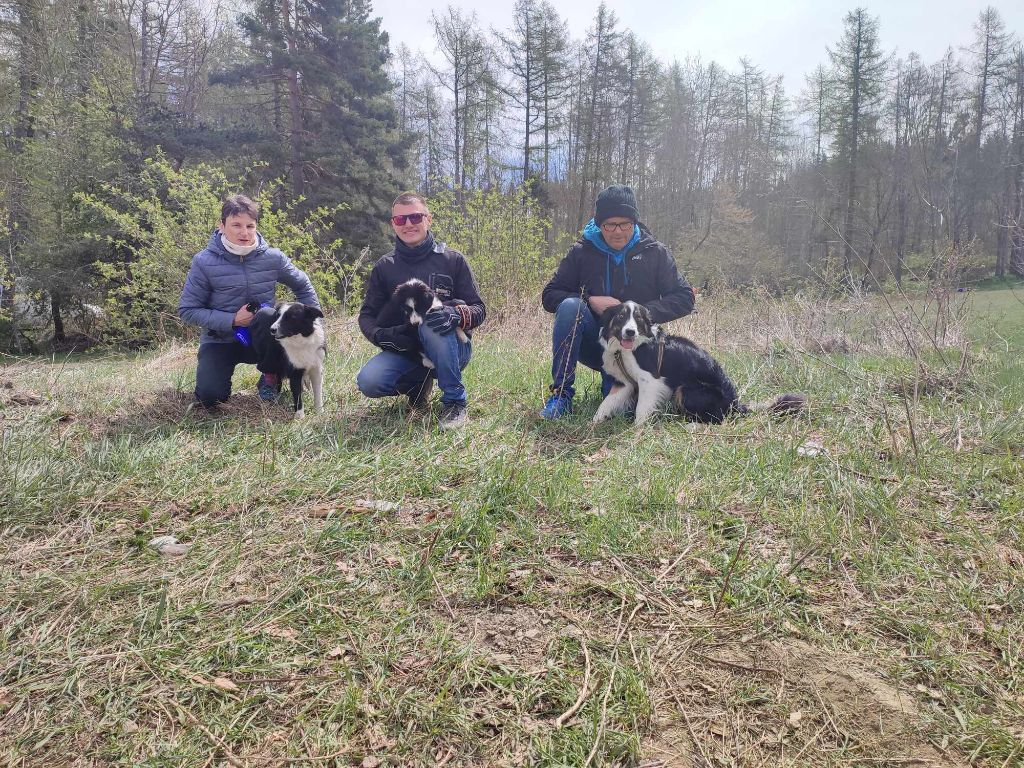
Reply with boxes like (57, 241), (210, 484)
(357, 324), (472, 405)
(551, 297), (614, 399)
(194, 308), (278, 407)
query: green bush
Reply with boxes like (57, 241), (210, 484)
(428, 183), (555, 315)
(78, 155), (352, 345)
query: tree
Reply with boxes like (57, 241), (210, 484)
(826, 7), (889, 285)
(494, 0), (569, 184)
(431, 7), (490, 194)
(224, 0), (407, 254)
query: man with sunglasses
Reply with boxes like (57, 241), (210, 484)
(356, 192), (486, 429)
(539, 184), (695, 419)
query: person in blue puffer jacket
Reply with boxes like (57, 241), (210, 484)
(178, 195), (320, 409)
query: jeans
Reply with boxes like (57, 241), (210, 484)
(193, 308), (280, 407)
(357, 323), (472, 405)
(551, 297), (614, 399)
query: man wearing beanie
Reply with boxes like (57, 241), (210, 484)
(539, 184), (695, 419)
(356, 191), (486, 430)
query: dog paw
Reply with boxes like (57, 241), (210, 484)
(294, 409), (306, 420)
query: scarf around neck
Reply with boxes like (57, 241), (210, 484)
(221, 233), (261, 257)
(583, 219), (641, 294)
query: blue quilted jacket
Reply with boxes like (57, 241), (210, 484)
(178, 230), (320, 345)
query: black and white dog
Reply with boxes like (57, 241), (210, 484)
(266, 303), (326, 418)
(594, 301), (805, 425)
(376, 279), (468, 368)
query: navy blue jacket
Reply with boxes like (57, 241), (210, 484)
(178, 230), (319, 345)
(542, 229), (695, 324)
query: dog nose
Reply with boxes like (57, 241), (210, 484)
(624, 328), (635, 338)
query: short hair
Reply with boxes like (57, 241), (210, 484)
(392, 191), (429, 211)
(221, 194), (261, 222)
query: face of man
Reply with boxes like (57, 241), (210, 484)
(600, 217), (635, 251)
(221, 213), (258, 246)
(391, 201), (432, 247)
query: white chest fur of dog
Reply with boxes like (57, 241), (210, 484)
(594, 302), (672, 425)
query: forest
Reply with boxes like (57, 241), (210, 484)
(1, 0), (1022, 348)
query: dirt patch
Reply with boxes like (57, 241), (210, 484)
(91, 387), (297, 435)
(0, 378), (44, 407)
(750, 638), (964, 767)
(451, 605), (560, 669)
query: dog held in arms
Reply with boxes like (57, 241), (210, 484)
(264, 302), (326, 418)
(594, 301), (805, 425)
(376, 279), (469, 368)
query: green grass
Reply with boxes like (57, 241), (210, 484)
(2, 289), (1023, 766)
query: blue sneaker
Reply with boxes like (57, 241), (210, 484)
(258, 373), (281, 402)
(540, 393), (573, 420)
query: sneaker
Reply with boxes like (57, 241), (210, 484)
(439, 401), (468, 430)
(258, 373), (281, 402)
(540, 392), (573, 420)
(407, 375), (435, 414)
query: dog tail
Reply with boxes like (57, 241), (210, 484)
(741, 392), (807, 416)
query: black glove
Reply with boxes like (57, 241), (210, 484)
(425, 305), (462, 335)
(374, 324), (420, 353)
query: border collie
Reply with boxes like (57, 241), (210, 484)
(377, 279), (468, 369)
(267, 303), (326, 418)
(594, 301), (805, 425)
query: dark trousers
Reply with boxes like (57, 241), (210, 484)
(551, 297), (615, 399)
(194, 308), (280, 407)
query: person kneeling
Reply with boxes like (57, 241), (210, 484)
(178, 194), (320, 410)
(355, 192), (486, 430)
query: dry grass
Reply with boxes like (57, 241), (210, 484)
(1, 289), (1022, 766)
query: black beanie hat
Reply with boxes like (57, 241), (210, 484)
(595, 184), (640, 225)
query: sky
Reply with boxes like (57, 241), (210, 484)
(372, 0), (1024, 94)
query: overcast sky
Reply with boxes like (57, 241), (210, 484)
(373, 0), (1024, 94)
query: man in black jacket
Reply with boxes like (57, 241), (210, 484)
(540, 184), (695, 419)
(357, 192), (486, 429)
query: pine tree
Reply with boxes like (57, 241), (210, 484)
(224, 0), (407, 254)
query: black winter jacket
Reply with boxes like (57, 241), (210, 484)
(541, 229), (695, 323)
(358, 239), (486, 346)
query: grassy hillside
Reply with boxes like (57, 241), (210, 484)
(2, 288), (1022, 766)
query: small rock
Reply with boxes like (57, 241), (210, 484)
(212, 676), (239, 692)
(148, 535), (190, 556)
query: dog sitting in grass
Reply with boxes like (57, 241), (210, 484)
(594, 301), (805, 424)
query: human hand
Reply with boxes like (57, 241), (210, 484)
(234, 304), (255, 327)
(374, 324), (420, 353)
(588, 296), (621, 314)
(425, 305), (462, 335)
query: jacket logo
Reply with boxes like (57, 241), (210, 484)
(631, 254), (643, 261)
(430, 273), (454, 299)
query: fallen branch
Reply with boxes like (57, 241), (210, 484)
(555, 638), (593, 728)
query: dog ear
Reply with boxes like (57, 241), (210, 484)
(598, 304), (620, 328)
(305, 305), (324, 320)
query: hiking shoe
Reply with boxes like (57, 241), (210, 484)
(258, 373), (281, 402)
(540, 393), (573, 420)
(407, 375), (435, 414)
(439, 401), (468, 430)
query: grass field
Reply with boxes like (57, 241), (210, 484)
(2, 287), (1023, 767)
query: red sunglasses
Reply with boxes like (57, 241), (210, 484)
(391, 213), (427, 226)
